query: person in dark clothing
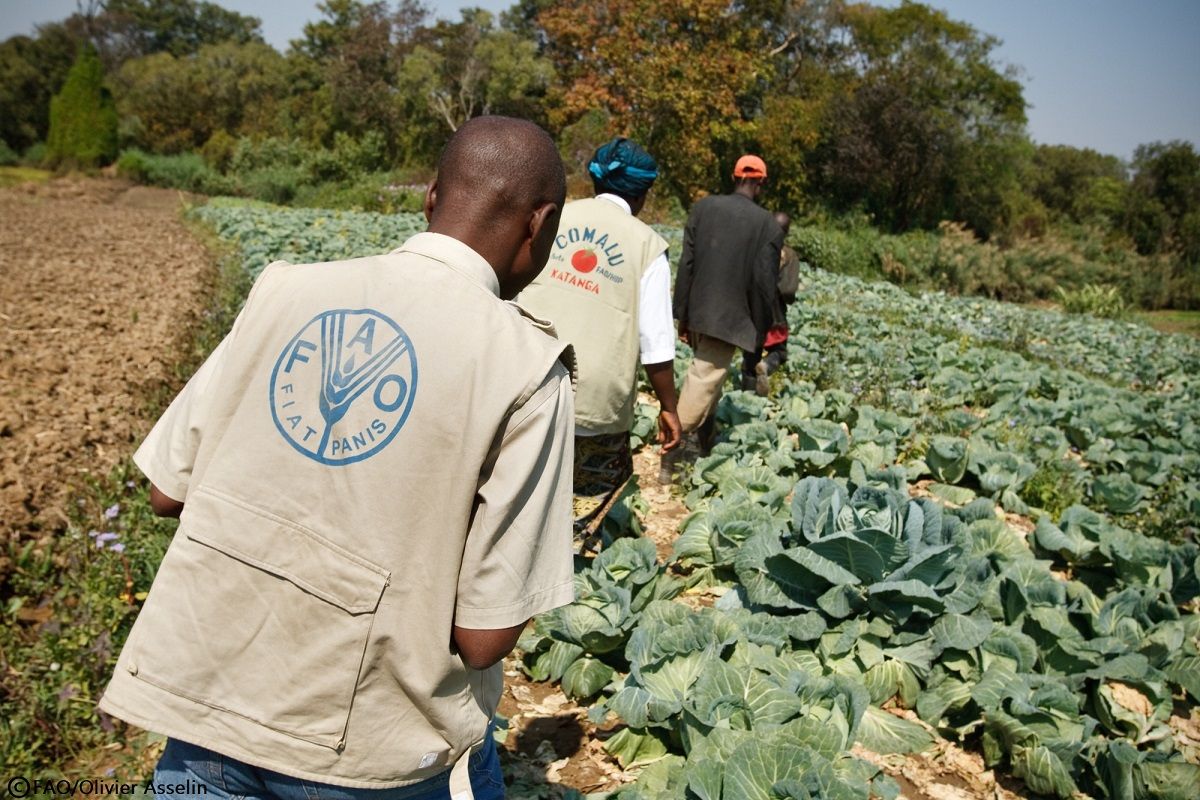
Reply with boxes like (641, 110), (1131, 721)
(742, 211), (800, 395)
(666, 154), (782, 469)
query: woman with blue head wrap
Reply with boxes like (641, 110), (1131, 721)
(519, 135), (681, 540)
(588, 138), (659, 213)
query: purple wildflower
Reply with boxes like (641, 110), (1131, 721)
(92, 532), (118, 548)
(109, 542), (126, 554)
(104, 503), (121, 519)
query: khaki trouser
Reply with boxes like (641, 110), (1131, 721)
(677, 333), (738, 432)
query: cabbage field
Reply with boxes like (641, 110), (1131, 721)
(194, 203), (1200, 799)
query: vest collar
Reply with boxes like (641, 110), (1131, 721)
(393, 232), (501, 297)
(595, 193), (632, 215)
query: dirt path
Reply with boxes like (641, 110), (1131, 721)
(497, 431), (691, 797)
(0, 178), (212, 548)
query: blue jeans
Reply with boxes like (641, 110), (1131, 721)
(152, 734), (505, 800)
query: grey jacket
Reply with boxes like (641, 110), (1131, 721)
(674, 192), (783, 352)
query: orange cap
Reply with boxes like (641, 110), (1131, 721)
(733, 155), (767, 179)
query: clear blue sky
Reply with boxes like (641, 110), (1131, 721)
(2, 0), (1197, 161)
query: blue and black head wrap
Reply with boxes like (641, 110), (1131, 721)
(588, 137), (658, 199)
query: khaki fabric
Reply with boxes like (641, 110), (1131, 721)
(99, 233), (576, 789)
(519, 197), (668, 434)
(677, 333), (737, 432)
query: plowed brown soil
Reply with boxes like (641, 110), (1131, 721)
(0, 178), (211, 549)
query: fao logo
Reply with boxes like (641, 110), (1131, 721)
(269, 309), (418, 465)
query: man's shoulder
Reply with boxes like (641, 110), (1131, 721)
(257, 252), (396, 279)
(566, 197), (666, 252)
(692, 193), (725, 212)
(509, 302), (578, 383)
(566, 196), (607, 210)
(697, 192), (765, 215)
(691, 193), (771, 226)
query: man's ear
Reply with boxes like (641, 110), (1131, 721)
(423, 180), (438, 224)
(528, 201), (560, 243)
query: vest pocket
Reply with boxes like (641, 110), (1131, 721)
(129, 486), (390, 750)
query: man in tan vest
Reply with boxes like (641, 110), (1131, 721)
(519, 137), (680, 535)
(99, 117), (575, 799)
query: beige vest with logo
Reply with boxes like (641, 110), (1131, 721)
(520, 197), (668, 433)
(98, 234), (574, 789)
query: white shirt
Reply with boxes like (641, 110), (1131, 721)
(595, 194), (676, 365)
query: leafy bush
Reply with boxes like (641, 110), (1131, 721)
(119, 135), (416, 208)
(1056, 284), (1128, 318)
(115, 149), (233, 194)
(1021, 457), (1087, 518)
(292, 172), (425, 214)
(304, 131), (389, 182)
(200, 129), (237, 171)
(789, 216), (1189, 311)
(791, 223), (885, 281)
(46, 47), (118, 169)
(21, 142), (47, 167)
(238, 164), (306, 205)
(228, 135), (307, 173)
(0, 139), (18, 166)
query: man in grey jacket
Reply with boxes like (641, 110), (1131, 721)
(668, 155), (783, 468)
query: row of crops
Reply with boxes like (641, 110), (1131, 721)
(193, 202), (1200, 799)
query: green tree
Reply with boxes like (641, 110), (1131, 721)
(288, 0), (427, 158)
(1123, 141), (1200, 260)
(753, 0), (853, 213)
(1114, 141), (1200, 308)
(111, 40), (289, 153)
(800, 1), (1028, 234)
(0, 25), (83, 151)
(396, 9), (552, 133)
(93, 0), (262, 64)
(46, 45), (118, 168)
(1029, 144), (1127, 224)
(538, 0), (765, 201)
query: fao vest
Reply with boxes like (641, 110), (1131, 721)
(98, 234), (575, 789)
(520, 197), (669, 433)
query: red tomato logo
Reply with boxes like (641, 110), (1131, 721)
(571, 248), (598, 273)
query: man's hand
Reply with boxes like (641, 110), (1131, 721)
(678, 320), (690, 345)
(643, 360), (680, 453)
(658, 410), (682, 452)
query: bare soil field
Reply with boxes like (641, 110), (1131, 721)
(0, 177), (211, 549)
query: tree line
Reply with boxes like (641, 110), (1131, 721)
(2, 0), (1197, 306)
